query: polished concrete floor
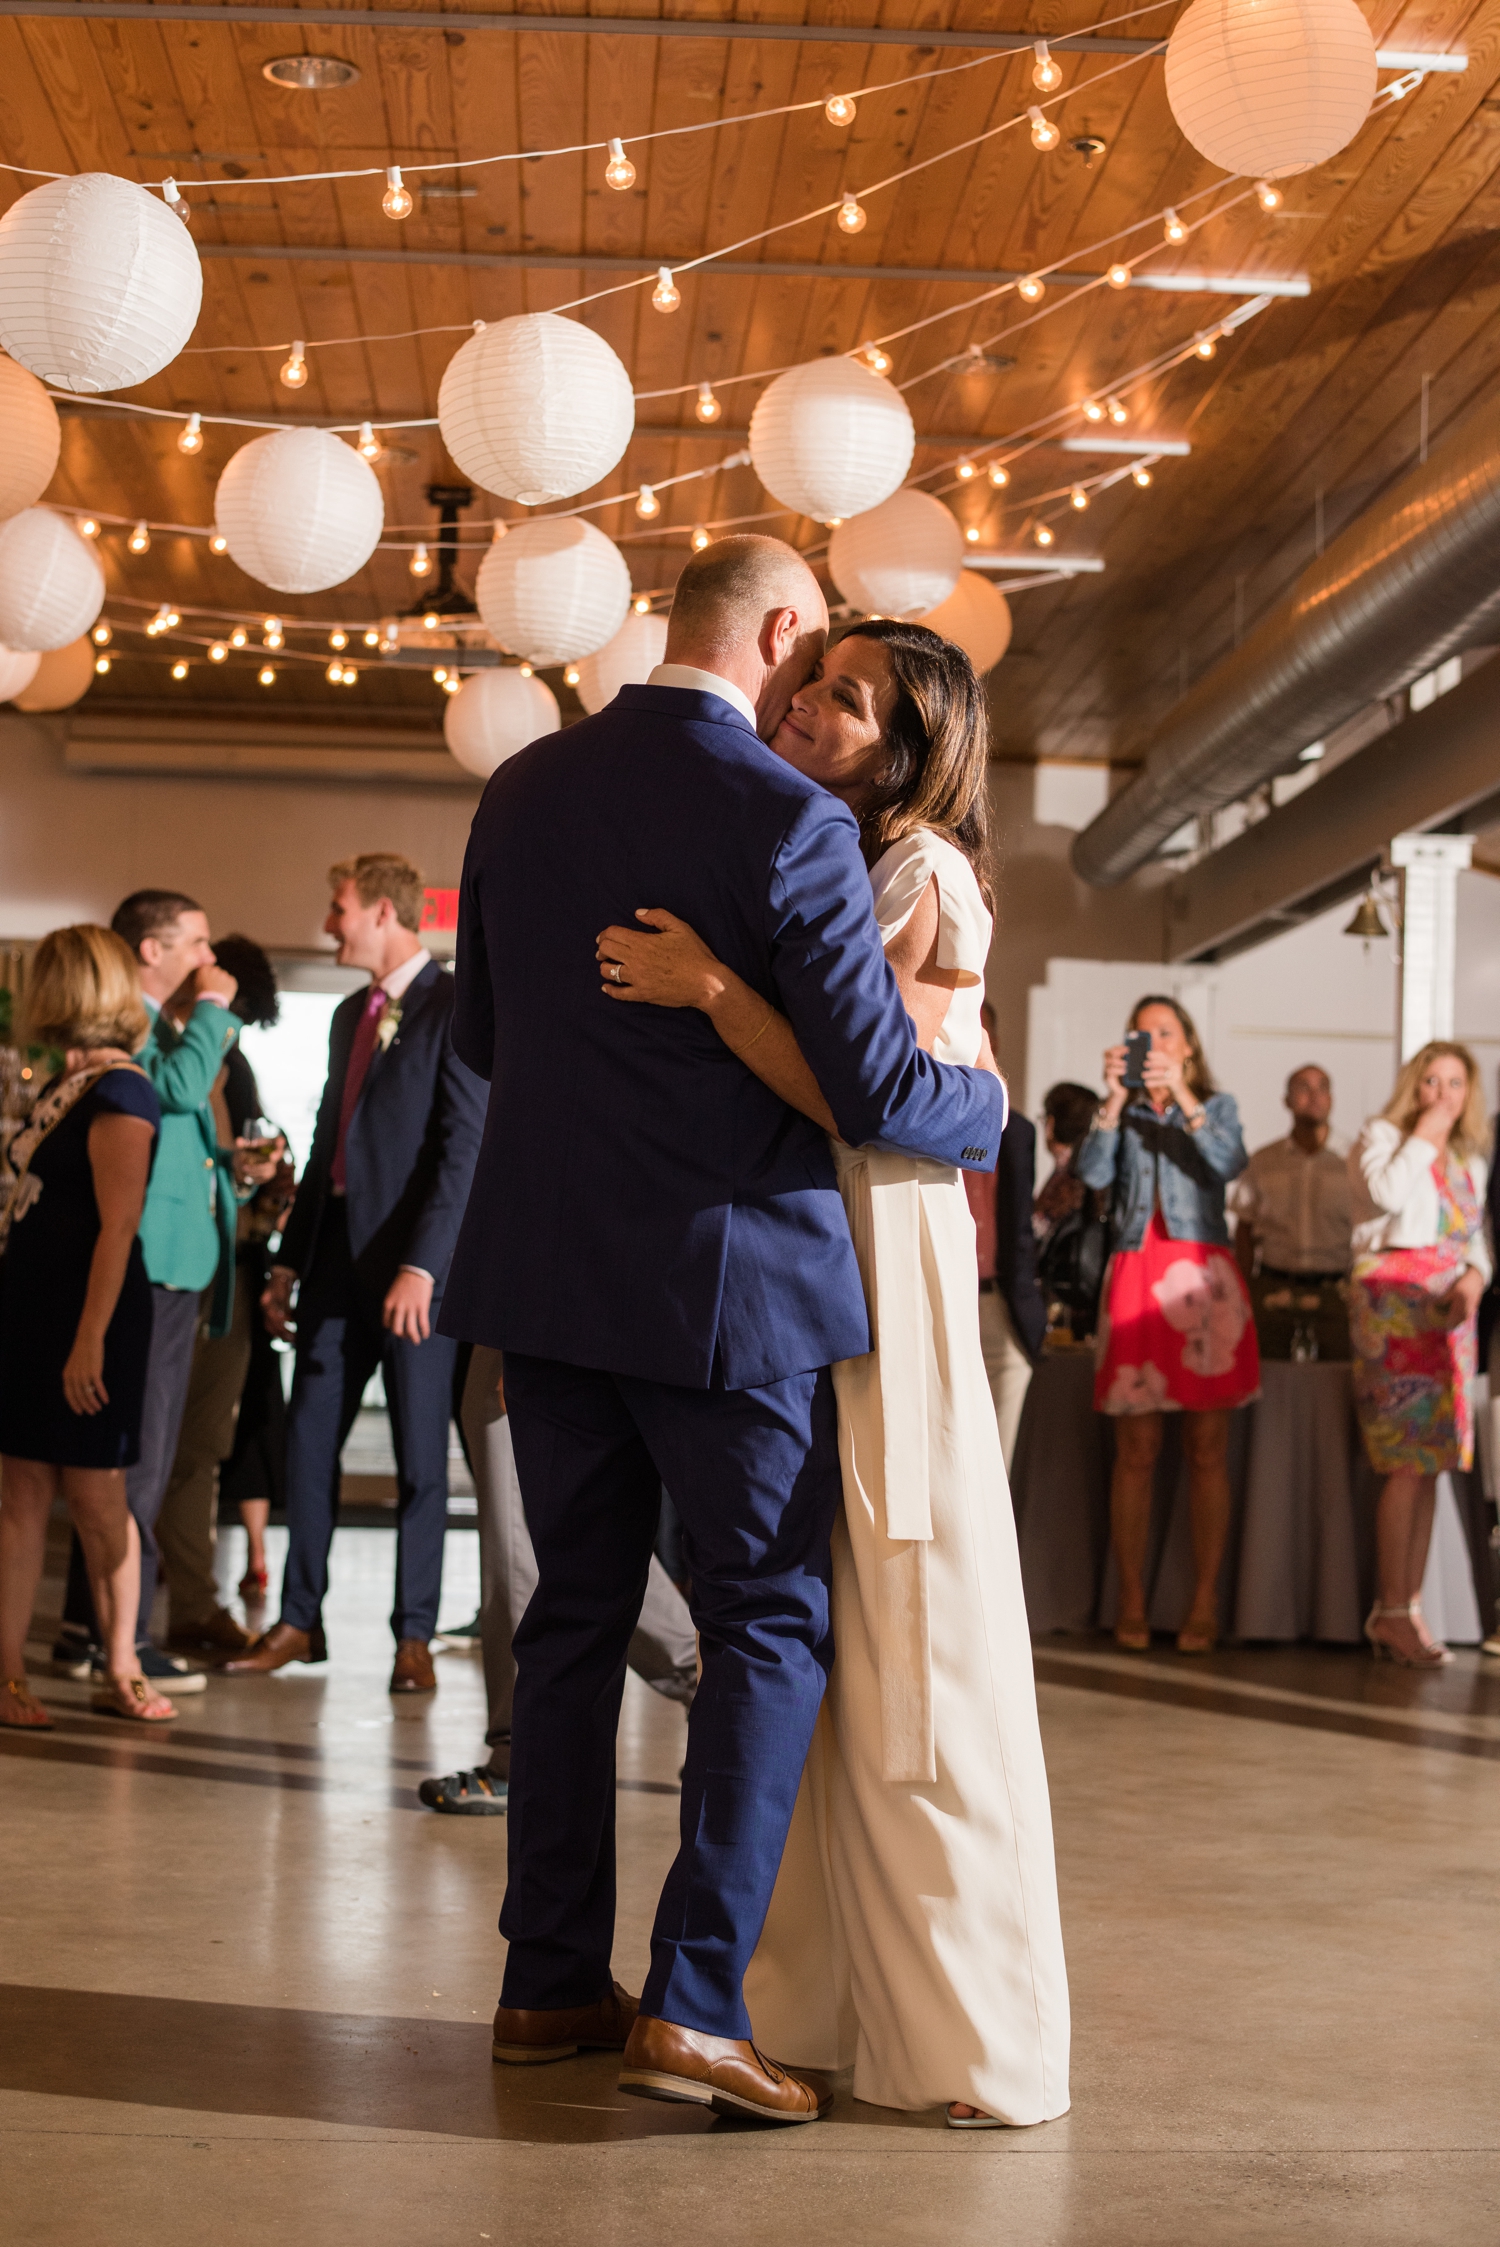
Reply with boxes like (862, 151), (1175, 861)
(4, 1520), (1499, 2246)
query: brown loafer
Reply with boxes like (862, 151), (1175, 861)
(222, 1621), (327, 1674)
(492, 1980), (639, 2065)
(618, 2015), (832, 2124)
(167, 1606), (254, 1657)
(390, 1638), (437, 1694)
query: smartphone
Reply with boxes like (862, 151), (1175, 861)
(1122, 1030), (1151, 1089)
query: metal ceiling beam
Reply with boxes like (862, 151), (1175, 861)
(197, 241), (1305, 296)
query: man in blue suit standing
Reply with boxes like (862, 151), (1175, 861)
(229, 854), (485, 1693)
(442, 539), (1004, 2122)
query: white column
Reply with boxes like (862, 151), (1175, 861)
(1391, 832), (1473, 1059)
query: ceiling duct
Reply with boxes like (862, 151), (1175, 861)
(1072, 390), (1500, 887)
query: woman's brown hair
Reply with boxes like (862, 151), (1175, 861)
(836, 619), (992, 905)
(1383, 1041), (1491, 1164)
(1128, 993), (1217, 1101)
(22, 925), (149, 1054)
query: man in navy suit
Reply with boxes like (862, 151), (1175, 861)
(442, 539), (1005, 2121)
(228, 854), (485, 1693)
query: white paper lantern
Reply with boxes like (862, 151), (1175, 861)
(574, 608), (668, 715)
(11, 635), (94, 711)
(916, 571), (1013, 676)
(0, 644), (41, 702)
(444, 667), (561, 779)
(438, 313), (636, 507)
(0, 173), (203, 394)
(750, 357), (915, 524)
(0, 509), (105, 651)
(476, 518), (633, 666)
(0, 356), (61, 518)
(1165, 0), (1377, 180)
(829, 489), (964, 618)
(214, 428), (384, 594)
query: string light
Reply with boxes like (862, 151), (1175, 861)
(363, 629), (380, 648)
(862, 343), (893, 375)
(423, 610), (440, 629)
(633, 596), (651, 615)
(988, 461), (1009, 488)
(1017, 274), (1045, 303)
(604, 137), (636, 190)
(409, 542), (432, 578)
(956, 457), (976, 480)
(328, 660), (346, 683)
(1107, 262), (1131, 289)
(280, 341), (308, 390)
(695, 382), (722, 423)
(1034, 523), (1055, 548)
(258, 665), (276, 686)
(210, 529), (228, 554)
(128, 520), (150, 554)
(78, 517), (101, 538)
(1255, 180), (1283, 212)
(1032, 39), (1062, 92)
(564, 663), (581, 685)
(329, 629), (348, 650)
(1070, 485), (1089, 510)
(171, 660), (189, 680)
(230, 626), (247, 649)
(518, 661), (534, 677)
(177, 412), (203, 455)
(691, 525), (710, 550)
(490, 521), (506, 542)
(432, 666), (449, 684)
(1028, 107), (1060, 152)
(635, 485), (661, 519)
(357, 421), (381, 461)
(1132, 463), (1154, 487)
(383, 165), (413, 220)
(826, 93), (857, 126)
(442, 674), (460, 695)
(1195, 332), (1217, 359)
(145, 604), (171, 637)
(1082, 399), (1106, 423)
(963, 524), (980, 543)
(1107, 397), (1129, 425)
(91, 623), (111, 646)
(1163, 207), (1187, 244)
(837, 193), (867, 234)
(94, 654), (110, 675)
(343, 665), (358, 685)
(652, 267), (681, 313)
(209, 640), (227, 661)
(263, 617), (283, 650)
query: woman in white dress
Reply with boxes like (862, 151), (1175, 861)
(596, 620), (1070, 2129)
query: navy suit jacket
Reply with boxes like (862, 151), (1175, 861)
(279, 958), (486, 1301)
(440, 683), (1006, 1390)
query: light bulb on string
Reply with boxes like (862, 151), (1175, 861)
(652, 266), (680, 313)
(1017, 274), (1045, 303)
(1162, 207), (1187, 245)
(1107, 262), (1131, 290)
(94, 654), (110, 675)
(825, 92), (856, 126)
(442, 674), (460, 695)
(695, 382), (721, 424)
(635, 485), (661, 519)
(957, 457), (977, 481)
(92, 623), (112, 646)
(1082, 398), (1105, 423)
(1195, 332), (1218, 360)
(327, 661), (345, 684)
(1032, 39), (1062, 92)
(1070, 485), (1089, 511)
(409, 542), (432, 579)
(422, 611), (439, 629)
(363, 629), (379, 649)
(259, 665), (276, 687)
(1106, 396), (1128, 425)
(1132, 463), (1154, 488)
(861, 343), (892, 376)
(988, 461), (1010, 489)
(1028, 107), (1060, 152)
(329, 629), (347, 650)
(604, 137), (636, 191)
(128, 520), (150, 554)
(963, 525), (980, 544)
(564, 664), (581, 686)
(165, 608), (180, 628)
(162, 176), (190, 224)
(343, 666), (358, 685)
(209, 529), (228, 555)
(1255, 179), (1283, 212)
(490, 520), (506, 542)
(691, 525), (710, 551)
(518, 662), (534, 677)
(633, 596), (651, 616)
(171, 660), (188, 680)
(432, 666), (448, 685)
(1034, 522), (1055, 548)
(383, 165), (413, 220)
(263, 617), (283, 650)
(230, 626), (247, 649)
(209, 641), (227, 662)
(357, 421), (381, 461)
(280, 341), (308, 390)
(836, 193), (867, 234)
(79, 516), (101, 539)
(178, 412), (203, 455)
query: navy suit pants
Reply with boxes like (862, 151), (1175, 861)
(280, 1202), (456, 1644)
(499, 1350), (841, 2040)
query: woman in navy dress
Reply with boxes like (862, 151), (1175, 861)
(0, 926), (175, 1725)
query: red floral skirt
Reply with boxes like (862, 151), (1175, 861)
(1095, 1210), (1261, 1417)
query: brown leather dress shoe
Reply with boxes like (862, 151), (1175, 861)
(222, 1621), (327, 1674)
(389, 1638), (437, 1694)
(618, 2016), (832, 2124)
(492, 1980), (639, 2065)
(167, 1606), (253, 1657)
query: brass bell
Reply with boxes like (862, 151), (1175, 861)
(1343, 894), (1385, 940)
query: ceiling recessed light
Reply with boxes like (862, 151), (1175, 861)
(262, 55), (361, 92)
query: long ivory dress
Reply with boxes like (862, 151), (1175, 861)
(745, 828), (1071, 2122)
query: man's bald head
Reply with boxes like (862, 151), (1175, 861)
(664, 535), (828, 737)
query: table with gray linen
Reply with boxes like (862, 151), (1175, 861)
(1009, 1352), (1495, 1644)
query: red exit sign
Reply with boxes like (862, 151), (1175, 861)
(420, 887), (459, 934)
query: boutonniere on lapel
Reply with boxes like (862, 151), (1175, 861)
(375, 1000), (403, 1053)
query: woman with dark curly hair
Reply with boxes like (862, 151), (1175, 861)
(596, 620), (1069, 2131)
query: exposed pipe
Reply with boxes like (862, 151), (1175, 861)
(1071, 390), (1500, 887)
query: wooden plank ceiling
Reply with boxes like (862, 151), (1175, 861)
(2, 0), (1497, 750)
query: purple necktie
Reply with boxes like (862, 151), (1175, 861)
(331, 985), (387, 1191)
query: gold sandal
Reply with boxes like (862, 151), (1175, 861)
(93, 1675), (178, 1723)
(0, 1676), (53, 1729)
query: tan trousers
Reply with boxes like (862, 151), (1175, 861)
(156, 1263), (255, 1629)
(978, 1288), (1033, 1474)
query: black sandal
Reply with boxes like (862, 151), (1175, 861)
(417, 1767), (508, 1815)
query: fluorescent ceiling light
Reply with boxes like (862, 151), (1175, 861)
(1060, 436), (1190, 456)
(965, 552), (1105, 574)
(1132, 272), (1309, 297)
(1375, 49), (1466, 70)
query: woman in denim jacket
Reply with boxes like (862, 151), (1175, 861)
(1074, 996), (1257, 1654)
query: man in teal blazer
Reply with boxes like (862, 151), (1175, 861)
(56, 890), (251, 1677)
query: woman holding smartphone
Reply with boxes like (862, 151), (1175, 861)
(1073, 996), (1257, 1653)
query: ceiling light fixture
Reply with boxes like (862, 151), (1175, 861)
(263, 54), (361, 91)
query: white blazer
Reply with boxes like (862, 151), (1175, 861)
(1347, 1117), (1492, 1282)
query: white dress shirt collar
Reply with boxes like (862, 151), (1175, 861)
(376, 947), (431, 1003)
(646, 663), (758, 733)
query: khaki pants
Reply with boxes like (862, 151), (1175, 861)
(978, 1287), (1033, 1474)
(156, 1263), (255, 1630)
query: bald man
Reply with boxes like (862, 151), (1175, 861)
(442, 536), (1004, 2120)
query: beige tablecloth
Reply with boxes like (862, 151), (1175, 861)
(1010, 1353), (1494, 1644)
